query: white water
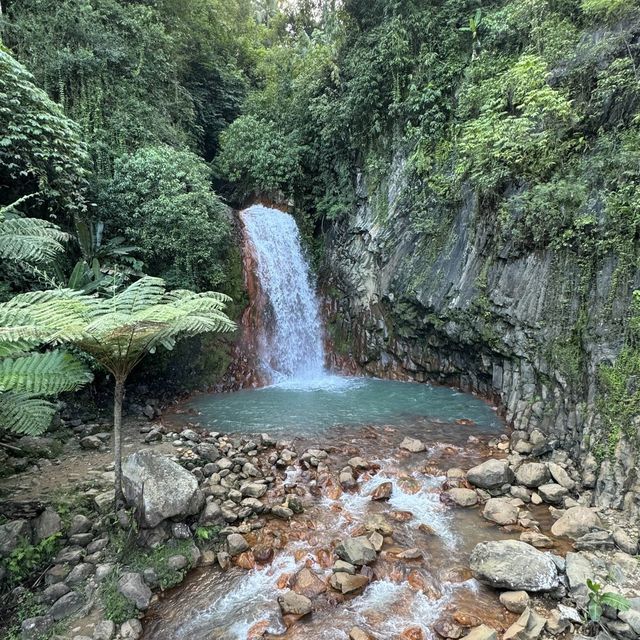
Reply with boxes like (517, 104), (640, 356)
(241, 205), (326, 382)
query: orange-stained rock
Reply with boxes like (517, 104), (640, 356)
(391, 511), (413, 522)
(326, 485), (343, 500)
(370, 481), (393, 500)
(315, 548), (333, 568)
(398, 476), (420, 494)
(453, 612), (482, 627)
(277, 573), (292, 589)
(253, 546), (274, 565)
(401, 626), (426, 640)
(418, 523), (437, 536)
(294, 548), (308, 562)
(235, 551), (255, 570)
(247, 619), (270, 638)
(291, 567), (327, 598)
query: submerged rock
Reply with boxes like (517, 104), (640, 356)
(469, 540), (559, 591)
(122, 451), (203, 528)
(400, 437), (426, 453)
(447, 488), (478, 507)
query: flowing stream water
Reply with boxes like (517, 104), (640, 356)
(143, 207), (536, 640)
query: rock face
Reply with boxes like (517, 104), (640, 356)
(466, 460), (514, 489)
(322, 151), (640, 516)
(469, 540), (559, 591)
(122, 451), (204, 528)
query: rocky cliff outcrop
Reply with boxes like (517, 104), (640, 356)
(322, 156), (640, 516)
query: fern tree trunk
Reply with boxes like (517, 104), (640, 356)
(113, 377), (125, 506)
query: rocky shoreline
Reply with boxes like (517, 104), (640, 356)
(1, 414), (639, 640)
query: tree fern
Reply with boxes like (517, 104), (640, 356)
(0, 275), (235, 502)
(0, 392), (58, 436)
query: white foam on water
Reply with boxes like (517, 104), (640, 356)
(355, 473), (457, 547)
(269, 374), (366, 393)
(173, 552), (299, 640)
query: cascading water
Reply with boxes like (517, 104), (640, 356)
(240, 204), (325, 383)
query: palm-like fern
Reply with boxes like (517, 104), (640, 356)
(0, 198), (91, 437)
(0, 276), (236, 501)
(0, 197), (69, 264)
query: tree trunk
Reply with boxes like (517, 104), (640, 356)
(113, 377), (125, 507)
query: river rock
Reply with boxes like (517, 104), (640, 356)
(227, 533), (249, 556)
(500, 591), (529, 614)
(503, 607), (546, 640)
(120, 619), (143, 640)
(537, 483), (567, 504)
(32, 508), (62, 543)
(41, 583), (71, 605)
(117, 572), (152, 610)
(291, 568), (327, 599)
(447, 488), (478, 507)
(199, 501), (225, 526)
(466, 460), (513, 489)
(329, 571), (369, 594)
(21, 615), (54, 640)
(68, 514), (93, 536)
(433, 618), (464, 639)
(613, 527), (639, 555)
(470, 540), (559, 591)
(483, 498), (519, 525)
(94, 619), (116, 640)
(400, 437), (426, 452)
(461, 625), (497, 640)
(167, 555), (188, 571)
(336, 536), (377, 566)
(0, 519), (31, 557)
(370, 481), (393, 501)
(350, 628), (372, 640)
(515, 463), (549, 488)
(122, 451), (204, 528)
(547, 463), (575, 491)
(278, 591), (312, 616)
(550, 506), (603, 539)
(271, 504), (294, 519)
(333, 560), (356, 574)
(48, 591), (84, 620)
(240, 482), (267, 498)
(564, 552), (592, 601)
(545, 605), (580, 635)
(520, 531), (553, 548)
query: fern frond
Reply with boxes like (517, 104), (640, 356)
(0, 391), (57, 436)
(0, 350), (92, 395)
(112, 276), (165, 314)
(0, 217), (69, 263)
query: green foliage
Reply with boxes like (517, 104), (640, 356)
(581, 0), (635, 20)
(216, 115), (303, 199)
(586, 578), (631, 622)
(100, 570), (137, 625)
(597, 291), (640, 457)
(104, 146), (231, 292)
(0, 47), (87, 219)
(1, 533), (62, 585)
(124, 539), (195, 590)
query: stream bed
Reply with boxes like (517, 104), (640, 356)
(141, 378), (554, 640)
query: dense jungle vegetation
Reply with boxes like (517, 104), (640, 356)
(1, 0), (640, 440)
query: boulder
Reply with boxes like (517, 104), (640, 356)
(400, 437), (426, 453)
(120, 619), (143, 640)
(482, 498), (518, 525)
(278, 591), (312, 616)
(167, 555), (188, 571)
(520, 531), (553, 549)
(199, 502), (225, 526)
(241, 482), (267, 498)
(447, 488), (478, 507)
(500, 591), (529, 614)
(469, 540), (559, 591)
(271, 504), (294, 519)
(68, 514), (93, 536)
(227, 533), (249, 556)
(0, 519), (31, 557)
(514, 463), (549, 488)
(32, 508), (62, 543)
(461, 625), (497, 640)
(550, 507), (603, 540)
(466, 460), (514, 489)
(21, 615), (54, 640)
(537, 484), (567, 505)
(117, 572), (152, 610)
(122, 451), (204, 528)
(291, 568), (327, 598)
(613, 528), (638, 555)
(94, 619), (116, 640)
(370, 482), (393, 501)
(503, 607), (546, 640)
(564, 552), (592, 601)
(329, 572), (369, 594)
(48, 591), (84, 620)
(335, 537), (377, 566)
(547, 463), (575, 490)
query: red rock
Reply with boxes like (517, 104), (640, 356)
(433, 618), (464, 639)
(401, 626), (426, 640)
(277, 573), (291, 589)
(370, 481), (393, 501)
(453, 612), (482, 627)
(391, 511), (413, 522)
(253, 546), (274, 565)
(235, 551), (255, 570)
(418, 524), (437, 536)
(247, 619), (270, 638)
(291, 567), (327, 598)
(398, 476), (420, 494)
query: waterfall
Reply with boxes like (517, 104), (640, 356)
(240, 204), (325, 382)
